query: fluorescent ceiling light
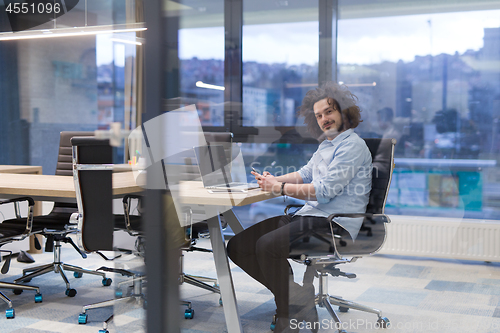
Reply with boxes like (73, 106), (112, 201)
(110, 37), (143, 46)
(0, 23), (146, 41)
(345, 82), (377, 87)
(196, 81), (225, 91)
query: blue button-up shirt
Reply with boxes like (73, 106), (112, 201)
(295, 129), (372, 239)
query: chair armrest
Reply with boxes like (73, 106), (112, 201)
(121, 195), (142, 236)
(0, 196), (35, 237)
(327, 213), (391, 223)
(284, 204), (303, 215)
(122, 194), (142, 203)
(0, 196), (35, 207)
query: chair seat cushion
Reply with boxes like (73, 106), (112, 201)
(0, 212), (73, 233)
(0, 223), (27, 238)
(114, 215), (142, 232)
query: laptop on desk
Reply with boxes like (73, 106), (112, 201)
(193, 145), (260, 192)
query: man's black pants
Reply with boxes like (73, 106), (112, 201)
(226, 214), (330, 317)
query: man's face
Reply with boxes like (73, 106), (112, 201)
(313, 98), (344, 139)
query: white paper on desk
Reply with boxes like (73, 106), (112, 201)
(127, 105), (249, 226)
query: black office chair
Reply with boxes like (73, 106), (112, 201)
(274, 138), (396, 333)
(3, 132), (111, 297)
(0, 197), (43, 319)
(70, 136), (145, 332)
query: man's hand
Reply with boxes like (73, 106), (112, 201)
(251, 170), (271, 180)
(251, 171), (279, 192)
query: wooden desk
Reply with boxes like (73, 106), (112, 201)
(0, 172), (142, 202)
(0, 165), (43, 175)
(0, 165), (43, 253)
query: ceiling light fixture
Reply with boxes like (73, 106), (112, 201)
(0, 23), (146, 41)
(196, 81), (225, 91)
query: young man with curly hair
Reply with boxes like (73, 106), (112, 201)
(227, 82), (373, 332)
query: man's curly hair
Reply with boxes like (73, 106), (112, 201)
(299, 82), (362, 139)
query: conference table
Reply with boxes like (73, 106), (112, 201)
(0, 170), (276, 333)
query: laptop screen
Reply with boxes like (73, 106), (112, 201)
(193, 145), (232, 187)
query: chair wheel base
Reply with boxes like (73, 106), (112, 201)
(184, 308), (194, 319)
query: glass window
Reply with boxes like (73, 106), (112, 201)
(242, 0), (319, 129)
(338, 2), (500, 219)
(178, 1), (225, 126)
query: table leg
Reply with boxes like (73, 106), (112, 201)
(221, 209), (244, 235)
(28, 200), (43, 254)
(206, 211), (243, 333)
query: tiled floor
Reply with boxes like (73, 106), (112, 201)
(2, 237), (500, 333)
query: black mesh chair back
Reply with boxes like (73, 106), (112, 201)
(56, 132), (94, 176)
(71, 137), (114, 252)
(49, 131), (94, 217)
(364, 138), (395, 215)
(332, 138), (395, 256)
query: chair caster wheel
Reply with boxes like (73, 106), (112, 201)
(115, 289), (123, 297)
(98, 330), (109, 333)
(219, 297), (223, 306)
(338, 330), (347, 333)
(78, 313), (88, 324)
(6, 308), (15, 319)
(102, 278), (112, 286)
(22, 278), (32, 283)
(184, 308), (194, 319)
(339, 306), (349, 312)
(73, 272), (83, 278)
(377, 317), (390, 328)
(66, 288), (77, 297)
(270, 314), (277, 331)
(13, 289), (23, 295)
(34, 293), (43, 303)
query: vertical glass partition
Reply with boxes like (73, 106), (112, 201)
(0, 1), (146, 332)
